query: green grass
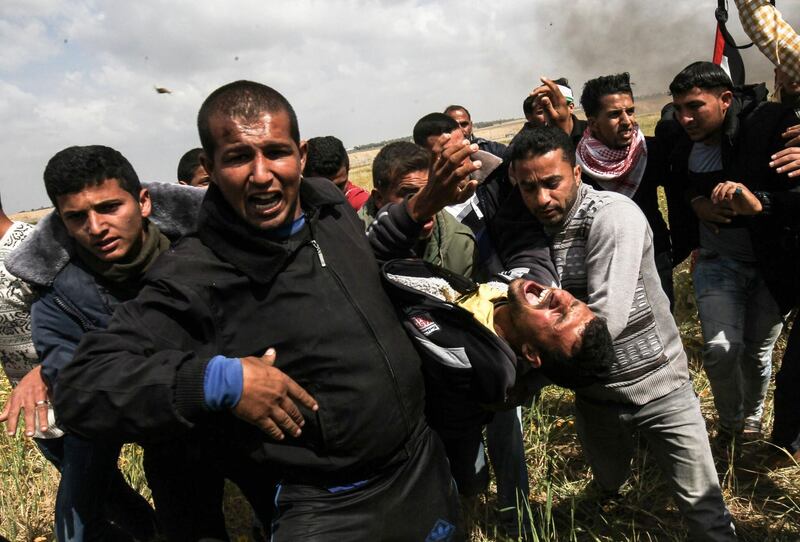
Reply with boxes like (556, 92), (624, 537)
(2, 113), (799, 540)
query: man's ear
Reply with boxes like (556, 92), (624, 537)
(199, 151), (213, 185)
(720, 90), (734, 113)
(587, 116), (598, 135)
(521, 343), (542, 368)
(139, 188), (152, 219)
(508, 162), (518, 186)
(298, 139), (308, 173)
(573, 163), (582, 186)
(371, 189), (384, 209)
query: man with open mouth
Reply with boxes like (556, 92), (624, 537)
(574, 72), (675, 306)
(506, 125), (737, 541)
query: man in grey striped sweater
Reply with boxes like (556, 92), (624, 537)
(508, 127), (736, 541)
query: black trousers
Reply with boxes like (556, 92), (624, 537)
(143, 437), (276, 542)
(772, 316), (800, 454)
(270, 427), (464, 542)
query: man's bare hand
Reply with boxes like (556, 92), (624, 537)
(0, 365), (51, 437)
(233, 349), (318, 441)
(783, 124), (800, 148)
(710, 181), (762, 215)
(770, 147), (800, 178)
(691, 196), (737, 234)
(530, 77), (573, 134)
(407, 132), (480, 223)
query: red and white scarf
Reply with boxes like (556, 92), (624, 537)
(576, 126), (647, 199)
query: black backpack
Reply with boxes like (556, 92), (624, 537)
(381, 259), (539, 437)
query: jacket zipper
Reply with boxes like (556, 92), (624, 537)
(310, 240), (326, 267)
(309, 237), (412, 435)
(53, 295), (96, 331)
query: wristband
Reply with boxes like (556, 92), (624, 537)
(753, 191), (772, 215)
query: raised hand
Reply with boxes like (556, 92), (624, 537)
(530, 77), (573, 134)
(407, 131), (481, 223)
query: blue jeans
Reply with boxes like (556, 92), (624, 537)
(575, 382), (736, 541)
(35, 434), (157, 542)
(693, 251), (784, 432)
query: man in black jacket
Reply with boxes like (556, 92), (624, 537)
(53, 81), (468, 541)
(665, 62), (798, 443)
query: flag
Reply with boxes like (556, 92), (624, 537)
(712, 8), (746, 86)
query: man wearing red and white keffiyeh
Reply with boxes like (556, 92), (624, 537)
(576, 125), (647, 199)
(576, 73), (675, 306)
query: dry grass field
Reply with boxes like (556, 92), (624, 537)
(2, 110), (799, 541)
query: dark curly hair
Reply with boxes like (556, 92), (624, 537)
(539, 316), (614, 389)
(43, 145), (140, 209)
(304, 136), (349, 178)
(580, 73), (633, 118)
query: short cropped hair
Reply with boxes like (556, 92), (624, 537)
(522, 95), (536, 117)
(197, 80), (299, 158)
(443, 104), (470, 119)
(580, 73), (633, 117)
(177, 148), (204, 183)
(371, 141), (431, 193)
(413, 113), (459, 147)
(304, 136), (350, 177)
(509, 126), (576, 167)
(43, 145), (141, 208)
(539, 317), (614, 389)
(669, 61), (733, 96)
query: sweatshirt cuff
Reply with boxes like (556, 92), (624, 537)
(203, 356), (244, 411)
(174, 355), (214, 423)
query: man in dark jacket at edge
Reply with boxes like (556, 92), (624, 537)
(662, 62), (799, 444)
(50, 81), (470, 541)
(0, 151), (267, 541)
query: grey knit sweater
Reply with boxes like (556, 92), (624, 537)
(546, 184), (689, 405)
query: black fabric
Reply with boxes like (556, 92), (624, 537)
(57, 177), (429, 481)
(270, 427), (464, 542)
(381, 259), (537, 439)
(772, 316), (800, 454)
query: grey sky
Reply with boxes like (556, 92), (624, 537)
(1, 0), (797, 213)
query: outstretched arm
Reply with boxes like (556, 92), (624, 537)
(734, 0), (800, 81)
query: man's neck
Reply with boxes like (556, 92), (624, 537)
(492, 304), (511, 342)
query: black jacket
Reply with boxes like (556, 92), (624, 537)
(581, 136), (672, 257)
(54, 177), (427, 481)
(661, 88), (800, 311)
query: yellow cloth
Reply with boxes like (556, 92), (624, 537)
(456, 283), (508, 335)
(735, 0), (800, 81)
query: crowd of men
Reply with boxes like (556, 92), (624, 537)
(1, 2), (800, 541)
